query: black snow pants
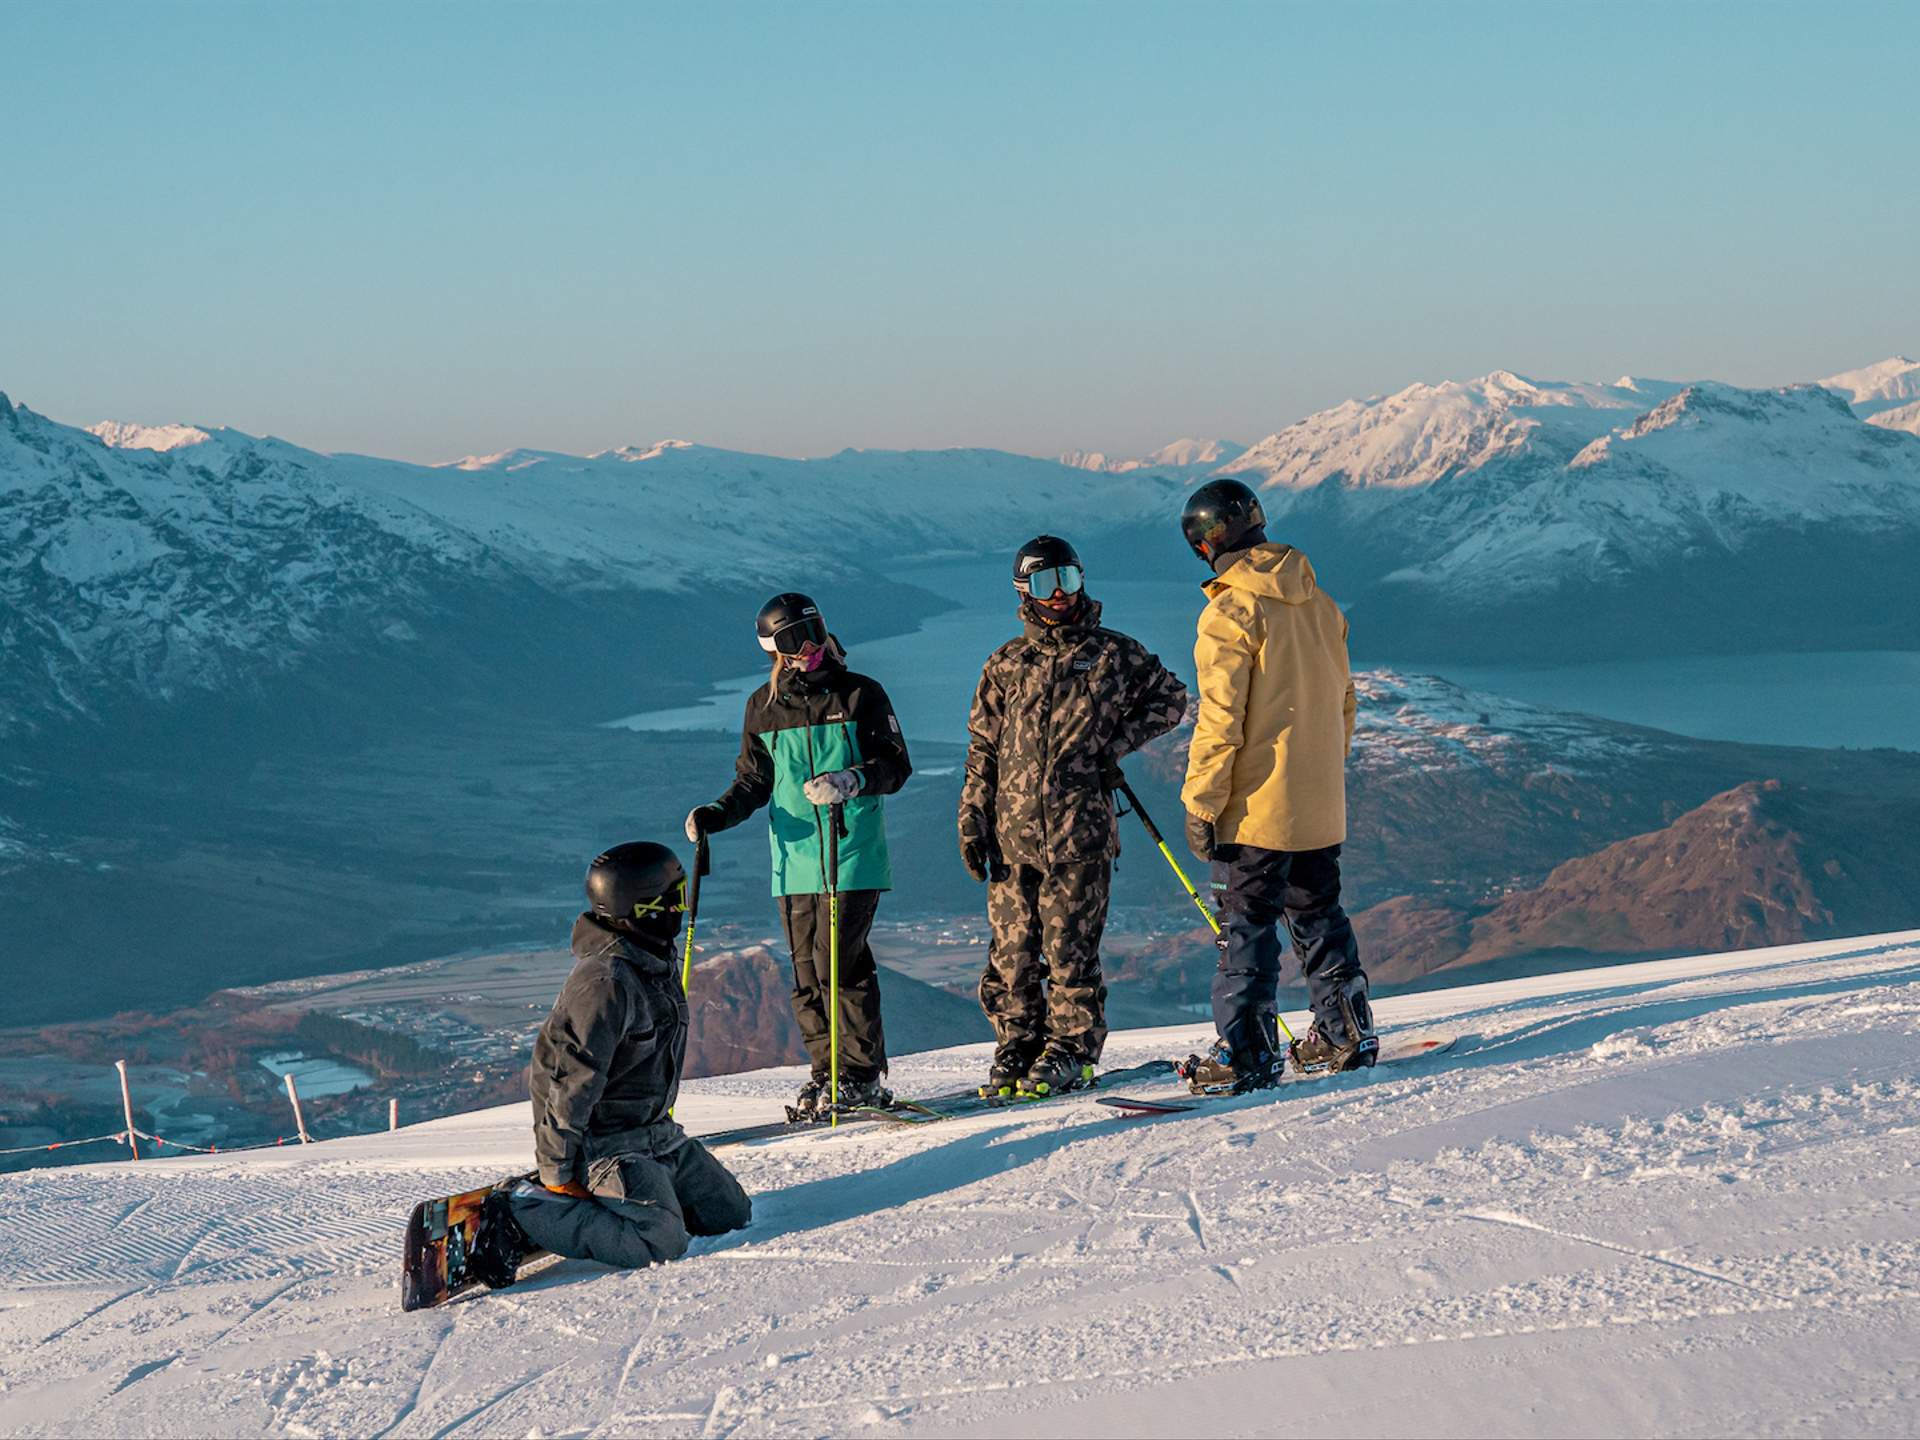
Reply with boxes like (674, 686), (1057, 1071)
(780, 888), (888, 1083)
(1209, 842), (1367, 1064)
(509, 1127), (750, 1269)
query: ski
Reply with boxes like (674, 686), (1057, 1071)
(699, 1059), (1178, 1149)
(1098, 1032), (1457, 1115)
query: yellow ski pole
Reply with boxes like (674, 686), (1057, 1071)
(1113, 772), (1296, 1045)
(827, 802), (845, 1127)
(681, 832), (709, 994)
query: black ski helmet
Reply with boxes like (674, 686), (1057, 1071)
(1012, 534), (1082, 587)
(755, 592), (828, 656)
(1180, 477), (1268, 564)
(585, 841), (686, 936)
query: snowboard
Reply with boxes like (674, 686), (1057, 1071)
(1098, 1032), (1457, 1115)
(399, 1170), (541, 1312)
(699, 1059), (1179, 1149)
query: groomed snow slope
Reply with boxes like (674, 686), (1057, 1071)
(3, 935), (1918, 1438)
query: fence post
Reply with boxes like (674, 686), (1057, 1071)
(389, 1098), (399, 1132)
(115, 1059), (140, 1160)
(284, 1071), (310, 1144)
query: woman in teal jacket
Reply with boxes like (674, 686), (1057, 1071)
(685, 593), (912, 1116)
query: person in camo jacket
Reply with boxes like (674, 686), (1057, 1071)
(958, 535), (1189, 1099)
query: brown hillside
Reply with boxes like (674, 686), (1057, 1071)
(684, 946), (991, 1080)
(1360, 780), (1920, 985)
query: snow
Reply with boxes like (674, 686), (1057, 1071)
(1865, 398), (1920, 437)
(3, 933), (1918, 1437)
(1227, 371), (1689, 492)
(88, 421), (213, 452)
(1817, 356), (1920, 413)
(1349, 671), (1648, 774)
(1059, 438), (1245, 473)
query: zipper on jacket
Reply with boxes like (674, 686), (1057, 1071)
(802, 713), (826, 888)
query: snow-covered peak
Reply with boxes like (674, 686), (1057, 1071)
(1865, 398), (1920, 437)
(1145, 437), (1244, 469)
(443, 448), (590, 473)
(599, 438), (697, 463)
(89, 419), (213, 452)
(1057, 438), (1244, 473)
(1228, 370), (1681, 492)
(1818, 355), (1920, 409)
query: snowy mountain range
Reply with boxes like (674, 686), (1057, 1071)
(1209, 363), (1920, 659)
(6, 354), (1919, 744)
(0, 392), (1180, 746)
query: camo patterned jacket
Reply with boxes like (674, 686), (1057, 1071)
(959, 598), (1189, 868)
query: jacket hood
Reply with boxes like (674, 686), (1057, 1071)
(1204, 543), (1318, 606)
(570, 912), (678, 979)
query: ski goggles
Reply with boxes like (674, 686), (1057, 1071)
(629, 877), (688, 919)
(759, 615), (829, 656)
(1016, 564), (1084, 601)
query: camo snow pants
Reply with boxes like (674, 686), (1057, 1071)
(979, 859), (1111, 1063)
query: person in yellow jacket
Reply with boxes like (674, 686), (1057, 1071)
(1175, 477), (1376, 1094)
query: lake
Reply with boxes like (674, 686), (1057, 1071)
(608, 559), (1920, 754)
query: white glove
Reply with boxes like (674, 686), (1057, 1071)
(685, 804), (722, 843)
(802, 769), (861, 806)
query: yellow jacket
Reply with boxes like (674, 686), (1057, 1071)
(1180, 543), (1356, 853)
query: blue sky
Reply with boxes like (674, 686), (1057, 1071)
(3, 1), (1914, 462)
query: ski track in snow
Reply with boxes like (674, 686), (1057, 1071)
(2, 935), (1919, 1438)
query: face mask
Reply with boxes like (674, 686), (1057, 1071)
(789, 644), (830, 673)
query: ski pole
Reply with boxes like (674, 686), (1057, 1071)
(669, 832), (710, 1122)
(1112, 770), (1296, 1045)
(681, 832), (709, 994)
(827, 802), (846, 1127)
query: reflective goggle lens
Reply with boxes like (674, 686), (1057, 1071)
(1021, 565), (1084, 600)
(767, 617), (828, 656)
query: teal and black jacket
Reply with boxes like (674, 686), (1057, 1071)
(707, 656), (911, 897)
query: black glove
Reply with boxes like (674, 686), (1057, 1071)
(1185, 810), (1216, 863)
(685, 803), (724, 844)
(960, 831), (1010, 884)
(1101, 758), (1127, 790)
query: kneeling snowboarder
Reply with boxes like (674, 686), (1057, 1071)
(960, 535), (1188, 1098)
(467, 842), (751, 1288)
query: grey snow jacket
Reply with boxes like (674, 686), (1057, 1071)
(530, 914), (690, 1188)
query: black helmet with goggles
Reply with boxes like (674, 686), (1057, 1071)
(756, 592), (829, 656)
(1012, 535), (1085, 602)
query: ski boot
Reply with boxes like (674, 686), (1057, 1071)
(1176, 1038), (1284, 1095)
(785, 1076), (828, 1123)
(828, 1076), (896, 1113)
(466, 1186), (533, 1291)
(979, 1041), (1038, 1100)
(1288, 981), (1379, 1076)
(1016, 1046), (1094, 1099)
